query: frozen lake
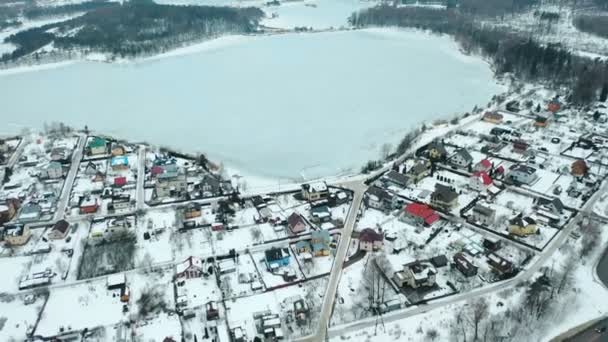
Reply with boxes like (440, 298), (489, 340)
(0, 29), (501, 179)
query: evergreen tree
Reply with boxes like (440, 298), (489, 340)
(600, 82), (608, 102)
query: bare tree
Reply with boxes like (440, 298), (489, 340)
(380, 143), (392, 160)
(426, 328), (439, 341)
(470, 298), (488, 341)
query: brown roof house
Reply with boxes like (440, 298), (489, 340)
(571, 159), (588, 177)
(358, 228), (384, 252)
(288, 212), (307, 234)
(430, 184), (459, 211)
(48, 219), (70, 240)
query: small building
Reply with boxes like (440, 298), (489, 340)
(507, 164), (537, 185)
(482, 111), (503, 124)
(534, 113), (551, 127)
(265, 247), (291, 269)
(88, 137), (107, 155)
(294, 298), (310, 326)
(486, 253), (515, 277)
(453, 252), (478, 277)
(50, 147), (70, 162)
(0, 198), (20, 225)
(427, 141), (447, 161)
(512, 139), (529, 154)
(430, 254), (448, 268)
(18, 203), (42, 222)
(301, 181), (329, 202)
(483, 237), (501, 251)
(84, 161), (100, 176)
(111, 144), (126, 156)
(571, 159), (588, 177)
(393, 260), (436, 289)
(183, 203), (202, 219)
(310, 205), (332, 223)
(365, 186), (395, 211)
(107, 273), (126, 290)
(311, 229), (331, 256)
(206, 301), (219, 321)
(196, 175), (222, 197)
(295, 240), (311, 254)
(358, 228), (384, 252)
(449, 148), (473, 168)
(79, 197), (99, 214)
(473, 159), (492, 173)
(48, 219), (70, 240)
(534, 197), (564, 216)
(547, 99), (561, 113)
(4, 223), (31, 246)
(155, 164), (187, 198)
(110, 156), (129, 171)
(41, 161), (64, 179)
(430, 184), (459, 211)
(408, 159), (432, 184)
(401, 203), (440, 226)
(508, 214), (538, 237)
(469, 171), (493, 192)
(288, 212), (307, 234)
(114, 176), (127, 187)
(176, 256), (204, 279)
(470, 204), (496, 226)
(382, 170), (410, 189)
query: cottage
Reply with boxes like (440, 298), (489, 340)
(473, 159), (492, 173)
(110, 156), (129, 171)
(508, 214), (538, 236)
(427, 141), (447, 161)
(469, 171), (493, 192)
(393, 260), (436, 289)
(311, 229), (331, 256)
(79, 197), (99, 214)
(382, 170), (410, 189)
(48, 219), (70, 240)
(4, 223), (31, 246)
(358, 228), (384, 252)
(197, 175), (222, 197)
(449, 148), (473, 168)
(155, 164), (187, 198)
(482, 111), (503, 124)
(176, 256), (204, 279)
(547, 98), (561, 113)
(41, 161), (63, 179)
(365, 186), (395, 211)
(508, 164), (537, 185)
(430, 184), (459, 211)
(408, 159), (431, 183)
(18, 203), (42, 222)
(301, 181), (329, 202)
(288, 212), (307, 234)
(184, 203), (202, 219)
(534, 197), (564, 216)
(111, 144), (126, 156)
(487, 253), (515, 277)
(571, 159), (588, 177)
(453, 252), (478, 277)
(87, 137), (107, 155)
(265, 247), (291, 269)
(0, 198), (20, 225)
(512, 139), (529, 154)
(401, 203), (440, 226)
(534, 113), (551, 127)
(470, 204), (496, 226)
(311, 204), (332, 223)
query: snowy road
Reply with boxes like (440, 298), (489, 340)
(136, 145), (146, 210)
(54, 133), (86, 221)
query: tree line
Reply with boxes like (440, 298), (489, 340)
(23, 0), (120, 20)
(349, 5), (608, 104)
(1, 0), (264, 62)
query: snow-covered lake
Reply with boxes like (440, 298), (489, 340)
(0, 29), (501, 179)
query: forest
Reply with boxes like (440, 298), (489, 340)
(350, 5), (608, 104)
(1, 1), (264, 62)
(23, 0), (120, 19)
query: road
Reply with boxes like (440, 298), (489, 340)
(564, 318), (608, 342)
(6, 135), (28, 168)
(136, 145), (146, 210)
(54, 134), (86, 221)
(322, 177), (608, 339)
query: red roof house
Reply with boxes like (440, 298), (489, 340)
(470, 171), (493, 191)
(402, 203), (440, 226)
(474, 159), (492, 173)
(114, 176), (127, 187)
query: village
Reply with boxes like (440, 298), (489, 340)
(0, 86), (608, 341)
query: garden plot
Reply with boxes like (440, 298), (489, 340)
(9, 227), (46, 256)
(523, 168), (561, 194)
(0, 256), (30, 293)
(220, 255), (262, 298)
(357, 208), (396, 230)
(170, 228), (213, 261)
(444, 131), (483, 150)
(250, 249), (305, 289)
(132, 312), (181, 342)
(0, 292), (46, 340)
(77, 238), (137, 279)
(175, 276), (222, 310)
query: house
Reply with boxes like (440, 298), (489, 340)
(206, 301), (220, 320)
(507, 164), (537, 185)
(294, 298), (310, 326)
(365, 186), (396, 211)
(548, 99), (561, 113)
(110, 156), (129, 171)
(79, 197), (99, 214)
(114, 176), (127, 187)
(512, 139), (529, 154)
(105, 218), (132, 239)
(184, 203), (202, 219)
(265, 247), (291, 269)
(469, 171), (493, 192)
(358, 228), (384, 252)
(382, 170), (410, 188)
(295, 240), (312, 254)
(401, 203), (440, 226)
(534, 113), (551, 127)
(18, 203), (42, 222)
(483, 237), (501, 251)
(473, 159), (492, 173)
(310, 204), (332, 223)
(453, 252), (478, 277)
(0, 198), (20, 225)
(449, 148), (473, 168)
(88, 137), (107, 155)
(393, 260), (436, 289)
(534, 197), (564, 216)
(427, 141), (447, 161)
(430, 254), (448, 268)
(197, 175), (222, 197)
(40, 161), (63, 179)
(311, 229), (331, 256)
(288, 212), (307, 234)
(50, 147), (70, 162)
(155, 165), (187, 198)
(111, 144), (126, 156)
(482, 111), (503, 124)
(301, 181), (329, 202)
(487, 253), (515, 277)
(470, 204), (496, 226)
(176, 256), (204, 279)
(107, 273), (126, 290)
(508, 213), (538, 236)
(109, 194), (131, 211)
(48, 219), (70, 240)
(407, 159), (431, 183)
(571, 159), (588, 177)
(430, 184), (459, 211)
(84, 161), (100, 176)
(4, 223), (31, 246)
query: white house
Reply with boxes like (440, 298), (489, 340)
(508, 164), (538, 185)
(449, 148), (473, 168)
